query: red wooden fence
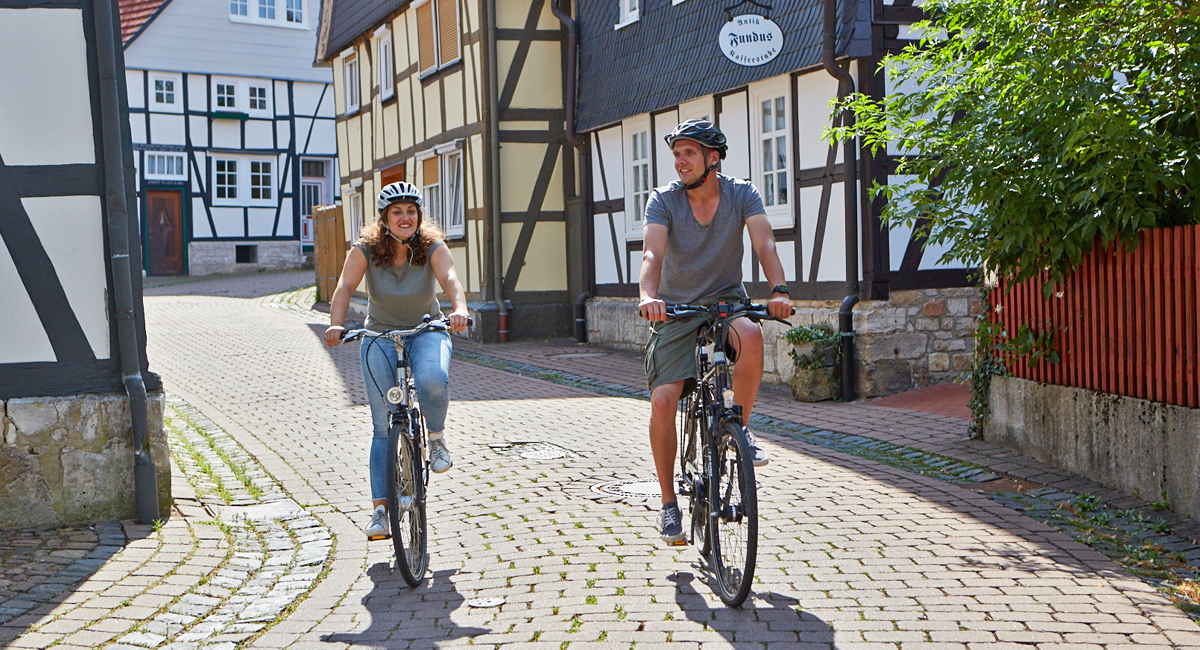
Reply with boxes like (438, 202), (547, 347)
(990, 224), (1199, 408)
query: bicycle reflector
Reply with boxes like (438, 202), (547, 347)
(386, 387), (404, 404)
(716, 302), (729, 317)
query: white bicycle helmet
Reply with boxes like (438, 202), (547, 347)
(376, 181), (423, 210)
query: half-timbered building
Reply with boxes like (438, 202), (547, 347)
(576, 0), (980, 396)
(1, 0), (169, 528)
(120, 0), (338, 276)
(315, 0), (580, 341)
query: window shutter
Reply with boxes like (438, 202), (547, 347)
(437, 0), (459, 66)
(416, 2), (437, 73)
(423, 156), (439, 185)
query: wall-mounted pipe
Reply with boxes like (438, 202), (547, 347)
(484, 0), (508, 341)
(549, 0), (583, 151)
(823, 0), (861, 402)
(96, 0), (160, 523)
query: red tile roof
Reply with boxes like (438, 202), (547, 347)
(119, 0), (170, 46)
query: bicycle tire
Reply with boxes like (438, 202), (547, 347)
(679, 390), (711, 555)
(708, 418), (757, 607)
(387, 416), (428, 586)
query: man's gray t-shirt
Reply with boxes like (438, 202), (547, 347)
(644, 173), (766, 304)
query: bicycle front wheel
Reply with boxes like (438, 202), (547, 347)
(387, 417), (428, 586)
(708, 418), (757, 607)
(679, 390), (710, 555)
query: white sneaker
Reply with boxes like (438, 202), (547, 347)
(429, 436), (453, 474)
(396, 494), (415, 512)
(364, 505), (389, 540)
(744, 427), (769, 467)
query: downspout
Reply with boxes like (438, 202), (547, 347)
(484, 0), (508, 342)
(549, 0), (589, 342)
(96, 0), (160, 523)
(823, 0), (861, 402)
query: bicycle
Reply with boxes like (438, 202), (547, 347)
(341, 315), (470, 587)
(669, 298), (793, 607)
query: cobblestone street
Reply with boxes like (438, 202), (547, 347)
(6, 271), (1200, 649)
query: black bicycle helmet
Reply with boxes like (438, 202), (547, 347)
(665, 119), (727, 189)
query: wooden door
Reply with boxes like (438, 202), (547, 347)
(147, 190), (184, 276)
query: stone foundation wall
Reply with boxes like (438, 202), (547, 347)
(189, 241), (304, 276)
(987, 376), (1200, 522)
(0, 392), (171, 528)
(585, 287), (980, 398)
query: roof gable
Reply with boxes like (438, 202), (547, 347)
(119, 0), (172, 46)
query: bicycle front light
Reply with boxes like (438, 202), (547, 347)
(386, 387), (404, 404)
(722, 390), (735, 408)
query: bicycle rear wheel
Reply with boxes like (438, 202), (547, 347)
(387, 416), (428, 586)
(708, 418), (757, 607)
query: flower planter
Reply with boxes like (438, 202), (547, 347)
(789, 340), (840, 402)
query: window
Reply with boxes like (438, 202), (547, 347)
(250, 161), (272, 200)
(145, 153), (186, 179)
(443, 151), (464, 236)
(230, 0), (247, 16)
(415, 0), (459, 76)
(759, 96), (788, 208)
(215, 160), (237, 199)
(422, 156), (441, 230)
(153, 78), (175, 105)
(235, 245), (257, 263)
(216, 83), (236, 108)
(348, 193), (364, 242)
(249, 85), (268, 110)
(616, 0), (638, 28)
(258, 0), (275, 20)
(285, 0), (302, 23)
(378, 29), (395, 100)
(302, 160), (326, 177)
(629, 129), (650, 232)
(419, 149), (464, 238)
(342, 52), (360, 114)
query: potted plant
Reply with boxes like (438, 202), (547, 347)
(785, 322), (841, 402)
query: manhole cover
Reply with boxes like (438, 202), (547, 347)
(490, 441), (573, 460)
(590, 479), (662, 498)
(468, 597), (505, 608)
(973, 477), (1042, 494)
(548, 352), (610, 359)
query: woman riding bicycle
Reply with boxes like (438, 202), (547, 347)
(324, 181), (470, 540)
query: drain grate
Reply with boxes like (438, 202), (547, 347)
(488, 441), (575, 460)
(972, 477), (1043, 494)
(590, 479), (662, 499)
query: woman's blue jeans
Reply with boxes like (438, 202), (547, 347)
(359, 330), (452, 500)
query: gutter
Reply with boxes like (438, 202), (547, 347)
(823, 0), (861, 402)
(97, 0), (160, 524)
(484, 0), (508, 341)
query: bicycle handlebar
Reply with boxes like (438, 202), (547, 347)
(340, 315), (474, 344)
(666, 301), (795, 327)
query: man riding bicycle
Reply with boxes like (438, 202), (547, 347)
(638, 119), (792, 545)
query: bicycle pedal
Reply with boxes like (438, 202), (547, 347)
(367, 533), (391, 541)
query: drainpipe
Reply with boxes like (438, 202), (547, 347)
(824, 0), (860, 402)
(550, 0), (588, 341)
(96, 0), (160, 524)
(484, 0), (508, 341)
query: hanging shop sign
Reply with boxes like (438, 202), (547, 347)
(719, 14), (784, 67)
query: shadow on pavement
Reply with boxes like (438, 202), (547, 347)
(669, 572), (834, 647)
(321, 567), (488, 647)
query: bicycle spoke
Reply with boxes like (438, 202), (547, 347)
(708, 420), (757, 607)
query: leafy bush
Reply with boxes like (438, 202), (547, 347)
(832, 0), (1200, 293)
(785, 322), (841, 370)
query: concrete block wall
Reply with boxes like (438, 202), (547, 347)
(188, 241), (304, 276)
(0, 392), (171, 528)
(585, 287), (980, 398)
(987, 376), (1200, 522)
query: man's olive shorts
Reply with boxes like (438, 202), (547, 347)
(644, 288), (749, 394)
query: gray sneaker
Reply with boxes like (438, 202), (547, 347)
(658, 502), (686, 546)
(364, 506), (389, 540)
(744, 427), (769, 467)
(429, 437), (453, 474)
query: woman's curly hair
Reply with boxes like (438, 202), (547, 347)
(358, 208), (445, 267)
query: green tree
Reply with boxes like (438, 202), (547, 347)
(834, 0), (1199, 292)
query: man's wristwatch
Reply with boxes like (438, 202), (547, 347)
(771, 284), (789, 296)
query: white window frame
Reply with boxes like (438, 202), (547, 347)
(750, 78), (793, 228)
(414, 0), (461, 78)
(150, 74), (182, 113)
(215, 82), (237, 109)
(214, 159), (239, 203)
(144, 152), (188, 181)
(441, 149), (464, 238)
(249, 159), (274, 202)
(348, 192), (364, 243)
(342, 49), (360, 115)
(229, 0), (306, 28)
(615, 0), (639, 29)
(623, 116), (651, 237)
(376, 26), (395, 101)
(248, 84), (270, 113)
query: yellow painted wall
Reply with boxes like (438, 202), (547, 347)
(501, 222), (567, 291)
(444, 70), (465, 131)
(499, 143), (563, 213)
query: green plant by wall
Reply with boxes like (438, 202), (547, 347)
(967, 287), (1007, 438)
(784, 322), (841, 371)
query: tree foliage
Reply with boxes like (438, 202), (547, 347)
(832, 0), (1200, 292)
